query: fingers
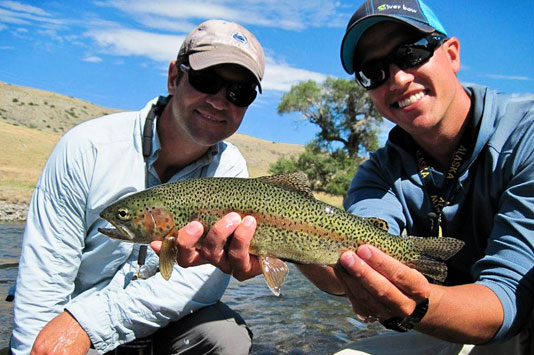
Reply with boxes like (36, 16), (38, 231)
(227, 216), (262, 281)
(175, 221), (208, 267)
(337, 245), (431, 321)
(198, 212), (242, 273)
(174, 213), (261, 280)
(356, 245), (430, 301)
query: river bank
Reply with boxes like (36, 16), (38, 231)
(0, 203), (27, 223)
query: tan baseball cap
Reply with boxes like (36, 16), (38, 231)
(178, 19), (265, 92)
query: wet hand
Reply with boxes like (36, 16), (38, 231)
(334, 245), (430, 323)
(31, 311), (90, 355)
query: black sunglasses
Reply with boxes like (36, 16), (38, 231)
(179, 64), (258, 107)
(354, 34), (447, 90)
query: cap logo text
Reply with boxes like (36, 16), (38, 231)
(377, 4), (417, 14)
(232, 32), (248, 44)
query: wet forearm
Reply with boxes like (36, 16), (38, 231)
(417, 283), (503, 344)
(296, 264), (345, 296)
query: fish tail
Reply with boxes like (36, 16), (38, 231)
(408, 236), (465, 282)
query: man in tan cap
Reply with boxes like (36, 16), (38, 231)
(11, 19), (264, 355)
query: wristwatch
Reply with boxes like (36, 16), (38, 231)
(381, 298), (429, 332)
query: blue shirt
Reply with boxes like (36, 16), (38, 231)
(11, 97), (249, 354)
(344, 85), (534, 343)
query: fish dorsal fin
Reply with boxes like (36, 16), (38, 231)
(159, 229), (178, 280)
(365, 217), (389, 231)
(259, 256), (289, 296)
(257, 172), (313, 197)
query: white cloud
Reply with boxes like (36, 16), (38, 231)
(263, 60), (327, 92)
(481, 74), (531, 81)
(85, 28), (185, 62)
(84, 56), (103, 63)
(0, 1), (51, 16)
(0, 3), (62, 26)
(96, 0), (348, 31)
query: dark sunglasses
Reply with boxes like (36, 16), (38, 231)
(354, 34), (447, 90)
(179, 64), (258, 107)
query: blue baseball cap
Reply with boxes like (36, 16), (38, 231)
(340, 0), (447, 74)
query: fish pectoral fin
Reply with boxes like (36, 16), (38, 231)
(364, 217), (389, 231)
(159, 234), (178, 280)
(259, 256), (289, 297)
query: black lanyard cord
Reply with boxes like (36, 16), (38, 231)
(415, 121), (473, 237)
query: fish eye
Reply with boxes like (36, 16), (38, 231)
(117, 207), (132, 221)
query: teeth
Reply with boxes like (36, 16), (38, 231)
(398, 92), (425, 108)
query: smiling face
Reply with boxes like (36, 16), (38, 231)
(355, 22), (467, 143)
(166, 62), (252, 147)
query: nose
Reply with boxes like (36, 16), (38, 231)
(205, 87), (229, 110)
(387, 63), (414, 90)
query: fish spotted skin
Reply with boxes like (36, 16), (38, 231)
(98, 172), (464, 294)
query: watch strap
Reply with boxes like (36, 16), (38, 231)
(381, 298), (429, 332)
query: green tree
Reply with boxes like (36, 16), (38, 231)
(271, 77), (382, 196)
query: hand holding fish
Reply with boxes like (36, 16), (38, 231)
(150, 212), (263, 281)
(334, 245), (431, 324)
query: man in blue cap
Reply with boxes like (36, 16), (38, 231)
(332, 0), (534, 353)
(164, 0), (534, 354)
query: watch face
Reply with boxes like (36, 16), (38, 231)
(381, 298), (429, 332)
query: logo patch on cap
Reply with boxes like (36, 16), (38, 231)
(232, 32), (248, 44)
(377, 3), (417, 14)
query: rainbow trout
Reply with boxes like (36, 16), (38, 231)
(98, 172), (464, 295)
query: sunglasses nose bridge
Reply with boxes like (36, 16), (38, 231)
(387, 63), (415, 89)
(205, 86), (231, 109)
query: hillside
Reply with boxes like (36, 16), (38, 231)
(0, 81), (315, 220)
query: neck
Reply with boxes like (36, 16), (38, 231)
(414, 87), (472, 170)
(153, 106), (210, 183)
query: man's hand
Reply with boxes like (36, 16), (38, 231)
(31, 311), (91, 355)
(151, 212), (262, 281)
(334, 244), (431, 323)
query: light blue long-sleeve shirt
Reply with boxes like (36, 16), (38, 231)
(344, 85), (534, 343)
(10, 96), (249, 354)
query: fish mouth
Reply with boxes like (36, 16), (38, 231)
(98, 225), (136, 241)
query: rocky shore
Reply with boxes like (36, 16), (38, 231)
(0, 202), (28, 222)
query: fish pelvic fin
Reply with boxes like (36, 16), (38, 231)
(257, 172), (313, 198)
(408, 236), (465, 282)
(259, 256), (289, 297)
(159, 232), (178, 280)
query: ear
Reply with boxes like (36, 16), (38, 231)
(443, 37), (461, 74)
(167, 60), (179, 94)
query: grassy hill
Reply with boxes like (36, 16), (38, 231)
(0, 81), (343, 212)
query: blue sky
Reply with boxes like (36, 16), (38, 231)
(1, 0), (533, 145)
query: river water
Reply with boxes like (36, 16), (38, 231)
(0, 223), (382, 354)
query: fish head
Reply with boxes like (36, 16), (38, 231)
(98, 192), (175, 244)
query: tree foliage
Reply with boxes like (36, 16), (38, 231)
(269, 142), (361, 196)
(271, 77), (382, 196)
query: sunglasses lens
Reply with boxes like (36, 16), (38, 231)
(356, 60), (388, 89)
(188, 70), (223, 95)
(184, 65), (257, 107)
(394, 43), (433, 69)
(227, 83), (257, 107)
